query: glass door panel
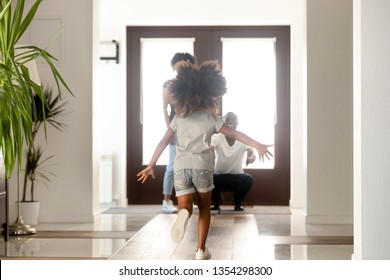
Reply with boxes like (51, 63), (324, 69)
(221, 38), (276, 168)
(140, 38), (194, 165)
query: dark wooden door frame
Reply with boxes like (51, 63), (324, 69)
(126, 26), (290, 205)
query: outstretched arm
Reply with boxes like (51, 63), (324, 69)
(219, 124), (273, 162)
(136, 128), (175, 183)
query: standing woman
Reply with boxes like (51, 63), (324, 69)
(161, 53), (196, 213)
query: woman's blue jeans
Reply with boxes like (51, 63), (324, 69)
(163, 143), (176, 196)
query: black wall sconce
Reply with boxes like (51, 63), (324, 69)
(100, 40), (119, 64)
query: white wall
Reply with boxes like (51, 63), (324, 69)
(9, 0), (93, 222)
(306, 0), (353, 224)
(96, 0), (307, 210)
(353, 0), (390, 260)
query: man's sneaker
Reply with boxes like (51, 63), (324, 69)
(195, 248), (212, 260)
(234, 204), (244, 211)
(161, 200), (177, 213)
(171, 208), (189, 242)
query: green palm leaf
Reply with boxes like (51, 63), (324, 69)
(0, 0), (73, 178)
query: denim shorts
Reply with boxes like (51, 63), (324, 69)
(173, 169), (214, 196)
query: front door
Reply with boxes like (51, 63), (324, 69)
(127, 26), (290, 205)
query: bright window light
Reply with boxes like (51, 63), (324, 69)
(141, 38), (194, 165)
(141, 38), (276, 169)
(222, 38), (276, 169)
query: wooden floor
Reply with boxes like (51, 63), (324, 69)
(109, 213), (255, 260)
(109, 211), (353, 260)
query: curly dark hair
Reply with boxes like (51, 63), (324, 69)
(168, 60), (227, 117)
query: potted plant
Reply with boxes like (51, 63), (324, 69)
(0, 0), (72, 178)
(18, 86), (67, 225)
(0, 0), (73, 233)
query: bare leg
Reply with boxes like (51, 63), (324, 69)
(196, 191), (212, 250)
(177, 193), (194, 217)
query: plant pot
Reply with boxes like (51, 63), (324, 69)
(15, 201), (40, 226)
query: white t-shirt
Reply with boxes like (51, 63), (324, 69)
(170, 110), (224, 172)
(211, 133), (248, 174)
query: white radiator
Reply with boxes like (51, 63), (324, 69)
(99, 153), (113, 203)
